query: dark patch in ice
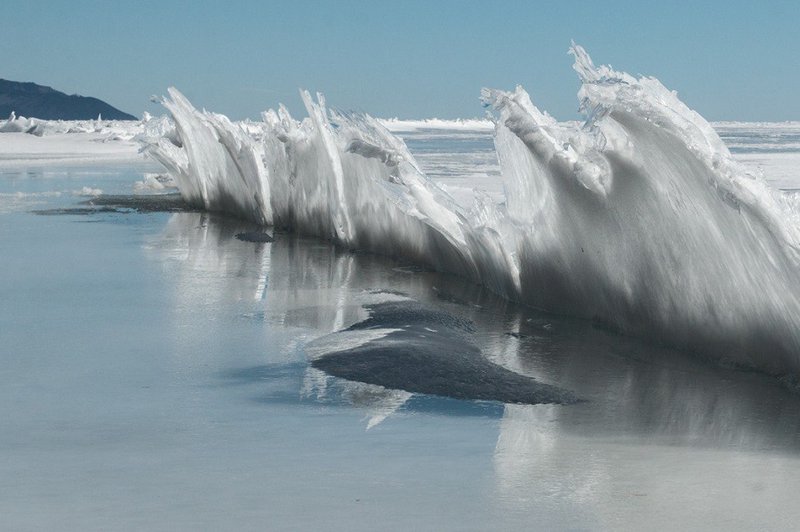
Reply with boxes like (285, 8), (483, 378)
(33, 206), (123, 216)
(350, 300), (475, 333)
(235, 231), (274, 243)
(33, 193), (200, 216)
(84, 194), (198, 213)
(312, 301), (580, 405)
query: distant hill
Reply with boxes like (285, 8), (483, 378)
(0, 79), (136, 121)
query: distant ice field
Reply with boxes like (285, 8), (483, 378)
(1, 116), (797, 177)
(400, 120), (800, 190)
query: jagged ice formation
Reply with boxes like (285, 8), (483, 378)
(140, 45), (800, 375)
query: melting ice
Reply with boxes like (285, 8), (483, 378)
(139, 45), (800, 375)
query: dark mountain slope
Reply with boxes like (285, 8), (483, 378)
(0, 79), (136, 120)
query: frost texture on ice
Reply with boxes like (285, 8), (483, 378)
(141, 45), (800, 374)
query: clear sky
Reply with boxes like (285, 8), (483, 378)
(2, 0), (798, 121)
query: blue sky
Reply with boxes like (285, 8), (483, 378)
(2, 0), (798, 121)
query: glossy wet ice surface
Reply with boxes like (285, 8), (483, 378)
(3, 130), (800, 529)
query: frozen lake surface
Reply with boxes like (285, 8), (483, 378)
(2, 124), (800, 530)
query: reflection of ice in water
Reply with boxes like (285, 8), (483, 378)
(146, 211), (413, 426)
(491, 335), (800, 530)
(144, 212), (272, 304)
(144, 211), (800, 443)
(302, 367), (411, 430)
(145, 211), (800, 526)
(494, 403), (800, 529)
(145, 211), (378, 335)
(483, 288), (800, 528)
(493, 404), (607, 526)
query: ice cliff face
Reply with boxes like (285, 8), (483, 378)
(140, 45), (800, 375)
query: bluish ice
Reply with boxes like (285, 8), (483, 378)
(2, 122), (800, 530)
